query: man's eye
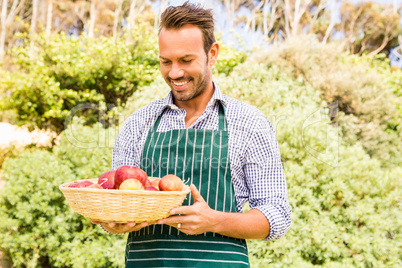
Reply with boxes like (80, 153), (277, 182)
(182, 59), (192, 63)
(161, 61), (170, 64)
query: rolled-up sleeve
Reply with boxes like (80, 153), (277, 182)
(243, 118), (291, 241)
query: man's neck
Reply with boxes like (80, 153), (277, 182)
(174, 83), (215, 128)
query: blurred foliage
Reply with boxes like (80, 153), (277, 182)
(254, 35), (402, 168)
(0, 33), (401, 268)
(0, 23), (159, 133)
(0, 24), (245, 133)
(0, 144), (22, 170)
(215, 61), (401, 267)
(338, 1), (401, 55)
(213, 39), (247, 75)
(0, 126), (125, 268)
(1, 0), (400, 61)
(122, 75), (170, 118)
(53, 119), (117, 180)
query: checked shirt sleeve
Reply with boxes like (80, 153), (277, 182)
(243, 117), (291, 241)
(112, 116), (140, 170)
(111, 105), (159, 171)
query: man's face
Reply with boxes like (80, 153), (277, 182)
(158, 25), (215, 102)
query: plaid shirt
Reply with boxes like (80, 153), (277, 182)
(112, 82), (291, 241)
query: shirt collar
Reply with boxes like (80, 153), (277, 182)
(160, 81), (226, 113)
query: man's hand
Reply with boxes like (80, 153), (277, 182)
(157, 184), (219, 235)
(157, 184), (270, 239)
(91, 220), (151, 234)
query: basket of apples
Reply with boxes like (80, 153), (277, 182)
(59, 165), (190, 223)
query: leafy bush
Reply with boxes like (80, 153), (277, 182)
(216, 60), (401, 267)
(0, 136), (125, 267)
(213, 40), (247, 75)
(254, 35), (402, 168)
(0, 144), (21, 170)
(53, 120), (117, 179)
(122, 76), (170, 118)
(0, 23), (159, 132)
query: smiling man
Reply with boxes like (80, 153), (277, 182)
(158, 19), (218, 128)
(98, 1), (291, 267)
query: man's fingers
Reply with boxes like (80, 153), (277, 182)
(96, 221), (151, 234)
(127, 222), (136, 228)
(190, 184), (205, 203)
(157, 215), (192, 225)
(170, 206), (184, 215)
(158, 215), (179, 225)
(169, 185), (204, 215)
(170, 204), (198, 215)
(138, 222), (148, 228)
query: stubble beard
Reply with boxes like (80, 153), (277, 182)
(169, 70), (211, 102)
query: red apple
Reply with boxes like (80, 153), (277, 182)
(114, 165), (149, 189)
(139, 169), (148, 181)
(69, 180), (93, 188)
(159, 175), (183, 191)
(145, 186), (158, 191)
(146, 177), (161, 190)
(98, 170), (116, 189)
(86, 183), (103, 189)
(119, 179), (145, 190)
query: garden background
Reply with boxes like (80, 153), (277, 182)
(0, 0), (401, 267)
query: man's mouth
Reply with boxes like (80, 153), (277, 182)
(172, 80), (190, 86)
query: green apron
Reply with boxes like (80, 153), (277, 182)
(125, 103), (250, 267)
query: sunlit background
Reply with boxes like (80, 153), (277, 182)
(0, 1), (401, 267)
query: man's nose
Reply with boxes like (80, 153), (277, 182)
(169, 63), (184, 79)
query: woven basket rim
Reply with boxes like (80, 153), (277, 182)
(59, 178), (191, 195)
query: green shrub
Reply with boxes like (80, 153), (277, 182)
(253, 35), (402, 168)
(217, 60), (401, 267)
(0, 142), (125, 267)
(213, 40), (247, 76)
(53, 120), (117, 179)
(0, 144), (21, 170)
(0, 23), (159, 132)
(122, 76), (170, 118)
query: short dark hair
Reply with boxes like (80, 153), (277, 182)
(159, 1), (216, 56)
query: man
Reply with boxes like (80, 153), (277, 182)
(96, 2), (291, 267)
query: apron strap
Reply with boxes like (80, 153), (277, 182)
(152, 101), (228, 132)
(151, 109), (164, 132)
(218, 101), (227, 131)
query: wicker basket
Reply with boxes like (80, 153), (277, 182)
(59, 178), (190, 223)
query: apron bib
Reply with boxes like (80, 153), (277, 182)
(125, 104), (250, 267)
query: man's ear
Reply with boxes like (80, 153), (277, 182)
(208, 42), (220, 66)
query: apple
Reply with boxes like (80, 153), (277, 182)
(146, 177), (161, 190)
(119, 179), (145, 190)
(139, 168), (148, 181)
(159, 174), (183, 191)
(114, 165), (149, 189)
(98, 170), (116, 189)
(145, 186), (158, 191)
(69, 180), (94, 188)
(68, 180), (103, 189)
(86, 183), (103, 189)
